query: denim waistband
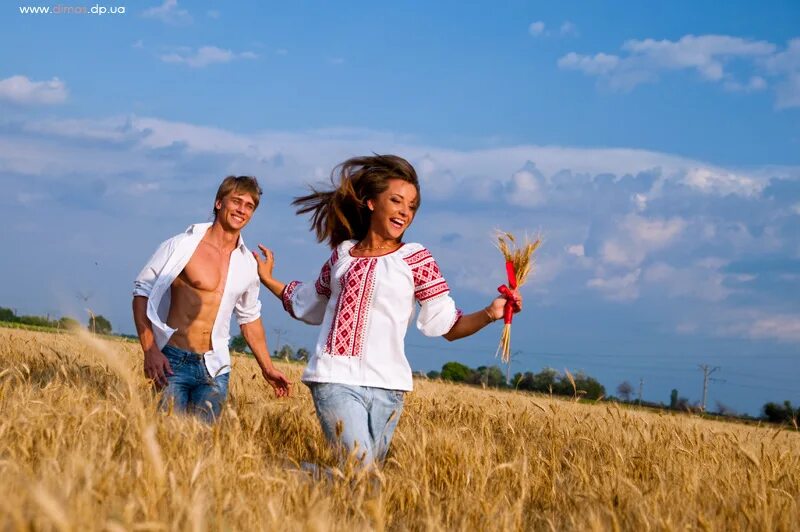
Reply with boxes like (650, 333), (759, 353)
(163, 344), (204, 359)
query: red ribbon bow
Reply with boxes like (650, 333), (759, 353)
(497, 260), (520, 324)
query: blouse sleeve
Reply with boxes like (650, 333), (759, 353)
(404, 247), (462, 337)
(281, 248), (338, 325)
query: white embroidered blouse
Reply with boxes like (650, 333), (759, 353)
(282, 240), (462, 391)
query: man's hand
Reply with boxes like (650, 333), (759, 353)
(143, 347), (173, 388)
(262, 366), (292, 398)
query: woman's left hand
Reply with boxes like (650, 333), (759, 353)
(486, 289), (523, 321)
(253, 244), (276, 284)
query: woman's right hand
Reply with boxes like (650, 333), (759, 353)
(253, 244), (275, 283)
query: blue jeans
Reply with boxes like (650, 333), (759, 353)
(160, 344), (230, 423)
(307, 382), (405, 467)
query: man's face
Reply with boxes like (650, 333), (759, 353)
(215, 191), (257, 231)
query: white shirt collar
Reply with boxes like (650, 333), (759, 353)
(185, 222), (248, 254)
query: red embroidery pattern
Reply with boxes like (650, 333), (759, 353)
(315, 248), (338, 298)
(282, 281), (300, 319)
(404, 248), (450, 302)
(325, 257), (377, 357)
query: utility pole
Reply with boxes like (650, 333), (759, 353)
(506, 350), (521, 386)
(698, 364), (720, 412)
(272, 327), (287, 357)
(637, 378), (644, 404)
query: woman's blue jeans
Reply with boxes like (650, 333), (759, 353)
(160, 344), (230, 423)
(307, 382), (405, 467)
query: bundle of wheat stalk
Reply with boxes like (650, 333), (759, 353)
(495, 231), (541, 363)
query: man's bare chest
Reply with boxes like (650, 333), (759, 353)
(178, 244), (230, 294)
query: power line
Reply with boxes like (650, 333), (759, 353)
(405, 343), (798, 397)
(405, 342), (798, 360)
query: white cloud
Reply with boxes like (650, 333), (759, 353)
(766, 38), (800, 69)
(529, 20), (577, 38)
(625, 215), (687, 247)
(682, 167), (762, 196)
(600, 214), (687, 268)
(633, 193), (647, 212)
(621, 35), (774, 80)
(558, 52), (620, 76)
(559, 21), (578, 37)
(505, 166), (545, 207)
(142, 0), (191, 25)
(587, 269), (641, 301)
(0, 75), (67, 105)
(748, 314), (800, 342)
(714, 311), (800, 343)
(723, 75), (767, 92)
(1, 113), (798, 355)
(558, 33), (800, 107)
(643, 261), (732, 302)
(775, 72), (800, 109)
(160, 46), (258, 68)
(567, 244), (585, 257)
(529, 21), (545, 36)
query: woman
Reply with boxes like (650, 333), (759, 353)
(255, 154), (521, 467)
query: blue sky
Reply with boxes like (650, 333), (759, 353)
(1, 0), (798, 415)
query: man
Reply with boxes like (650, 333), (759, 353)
(133, 175), (290, 422)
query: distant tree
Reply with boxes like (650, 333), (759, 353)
(91, 315), (112, 335)
(617, 380), (633, 402)
(277, 344), (294, 361)
(19, 315), (54, 327)
(561, 371), (605, 400)
(0, 307), (17, 322)
(58, 316), (81, 330)
(440, 361), (473, 383)
(468, 366), (506, 388)
(530, 368), (559, 393)
(230, 334), (248, 353)
(670, 389), (679, 409)
(294, 347), (310, 361)
(426, 370), (441, 379)
(514, 368), (558, 393)
(484, 366), (506, 388)
(675, 396), (692, 411)
(763, 401), (797, 424)
(715, 401), (736, 417)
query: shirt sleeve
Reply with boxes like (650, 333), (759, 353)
(405, 247), (462, 337)
(234, 277), (262, 325)
(281, 248), (338, 325)
(133, 236), (178, 298)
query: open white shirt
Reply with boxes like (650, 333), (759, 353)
(133, 222), (262, 377)
(282, 240), (461, 391)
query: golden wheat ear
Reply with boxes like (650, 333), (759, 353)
(493, 230), (542, 362)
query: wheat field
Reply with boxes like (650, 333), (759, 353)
(0, 328), (798, 531)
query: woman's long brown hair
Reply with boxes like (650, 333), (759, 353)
(293, 154), (421, 248)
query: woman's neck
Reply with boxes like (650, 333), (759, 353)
(357, 231), (400, 250)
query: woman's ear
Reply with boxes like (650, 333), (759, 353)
(366, 199), (374, 211)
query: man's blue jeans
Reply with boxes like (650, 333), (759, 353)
(160, 344), (230, 423)
(307, 382), (405, 466)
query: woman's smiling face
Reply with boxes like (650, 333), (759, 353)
(366, 179), (419, 241)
